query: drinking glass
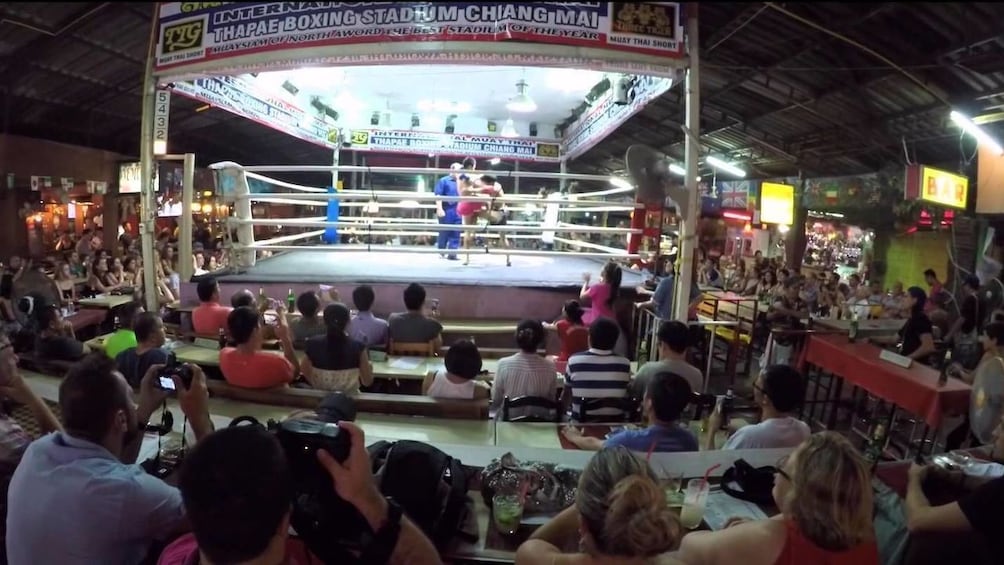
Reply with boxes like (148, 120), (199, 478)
(663, 471), (685, 506)
(680, 479), (710, 529)
(492, 493), (524, 536)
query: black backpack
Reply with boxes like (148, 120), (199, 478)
(367, 440), (473, 549)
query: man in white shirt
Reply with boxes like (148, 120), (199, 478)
(705, 364), (810, 449)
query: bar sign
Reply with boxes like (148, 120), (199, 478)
(154, 89), (171, 154)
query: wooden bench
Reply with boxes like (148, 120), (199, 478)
(17, 352), (75, 377)
(205, 380), (489, 420)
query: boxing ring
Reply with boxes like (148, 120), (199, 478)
(140, 2), (702, 320)
(212, 162), (647, 288)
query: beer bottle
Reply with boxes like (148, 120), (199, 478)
(864, 423), (887, 471)
(287, 288), (296, 313)
(218, 327), (227, 350)
(848, 311), (859, 343)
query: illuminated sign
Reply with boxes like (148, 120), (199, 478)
(920, 165), (968, 209)
(759, 182), (794, 225)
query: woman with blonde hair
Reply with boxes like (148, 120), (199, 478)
(516, 446), (683, 564)
(676, 432), (878, 565)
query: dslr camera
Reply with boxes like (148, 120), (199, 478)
(156, 355), (193, 391)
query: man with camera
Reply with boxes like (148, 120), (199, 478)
(159, 421), (441, 564)
(6, 353), (214, 565)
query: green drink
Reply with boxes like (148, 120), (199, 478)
(492, 494), (523, 535)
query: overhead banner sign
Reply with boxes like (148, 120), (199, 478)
(154, 2), (686, 77)
(171, 75), (337, 149)
(348, 129), (562, 163)
(904, 164), (968, 209)
(562, 74), (677, 160)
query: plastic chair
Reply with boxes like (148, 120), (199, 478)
(388, 340), (437, 356)
(576, 396), (640, 423)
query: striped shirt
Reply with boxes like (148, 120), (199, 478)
(492, 352), (558, 419)
(566, 348), (632, 420)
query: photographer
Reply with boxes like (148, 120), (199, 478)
(6, 354), (214, 565)
(159, 422), (441, 565)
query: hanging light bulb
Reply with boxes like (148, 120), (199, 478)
(505, 79), (537, 113)
(501, 118), (518, 138)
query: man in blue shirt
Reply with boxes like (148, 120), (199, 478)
(434, 162), (463, 260)
(563, 371), (698, 453)
(6, 353), (215, 565)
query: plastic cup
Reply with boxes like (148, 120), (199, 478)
(680, 478), (709, 529)
(492, 493), (523, 536)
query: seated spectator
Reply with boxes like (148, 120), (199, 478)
(706, 364), (810, 450)
(103, 301), (142, 360)
(87, 256), (120, 294)
(6, 353), (214, 564)
(564, 371), (697, 452)
(348, 285), (389, 347)
(516, 446), (681, 564)
(0, 275), (20, 334)
(290, 290), (326, 344)
(543, 300), (590, 373)
(34, 305), (87, 361)
(158, 421), (439, 564)
(631, 320), (703, 397)
(220, 306), (298, 389)
(191, 277), (232, 335)
(115, 312), (171, 388)
(230, 288), (255, 309)
(388, 283), (442, 349)
(492, 320), (558, 417)
(302, 303), (373, 394)
(422, 340), (489, 400)
(905, 414), (1004, 562)
(947, 322), (1004, 450)
(678, 432), (878, 565)
(0, 330), (62, 564)
(565, 318), (631, 421)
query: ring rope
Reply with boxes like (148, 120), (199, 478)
(238, 244), (638, 259)
(212, 162), (615, 183)
(227, 218), (640, 234)
(244, 171), (327, 193)
(237, 191), (642, 208)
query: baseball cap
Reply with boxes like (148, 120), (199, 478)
(316, 392), (357, 423)
(449, 163), (463, 171)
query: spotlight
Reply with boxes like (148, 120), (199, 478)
(370, 112), (380, 126)
(445, 114), (457, 134)
(411, 113), (420, 128)
(529, 122), (538, 137)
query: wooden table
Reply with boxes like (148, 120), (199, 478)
(494, 421), (729, 451)
(802, 334), (971, 429)
(814, 317), (904, 337)
(77, 294), (137, 309)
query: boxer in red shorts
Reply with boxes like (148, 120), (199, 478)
(457, 172), (511, 266)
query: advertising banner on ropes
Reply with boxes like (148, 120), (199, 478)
(562, 74), (676, 160)
(346, 129), (561, 163)
(171, 75), (338, 148)
(154, 2), (686, 77)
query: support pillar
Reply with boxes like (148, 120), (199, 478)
(674, 7), (701, 321)
(178, 153), (195, 281)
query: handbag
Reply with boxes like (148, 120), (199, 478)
(720, 458), (777, 506)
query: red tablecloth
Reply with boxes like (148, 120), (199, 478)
(803, 334), (971, 428)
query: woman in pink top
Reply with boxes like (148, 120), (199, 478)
(677, 432), (879, 565)
(580, 261), (622, 326)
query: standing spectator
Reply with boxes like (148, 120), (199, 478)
(565, 318), (631, 421)
(302, 303), (373, 394)
(388, 283), (442, 348)
(192, 277), (232, 335)
(0, 275), (20, 335)
(543, 300), (590, 373)
(348, 285), (388, 347)
(115, 312), (171, 388)
(75, 229), (94, 258)
(706, 364), (810, 450)
(763, 278), (808, 366)
(434, 163), (462, 260)
(923, 268), (944, 313)
(631, 321), (703, 397)
(6, 353), (214, 565)
(580, 261), (622, 325)
(219, 306), (298, 389)
(492, 320), (557, 418)
(947, 275), (984, 369)
(103, 301), (142, 360)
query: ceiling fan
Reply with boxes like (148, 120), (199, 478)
(625, 145), (694, 222)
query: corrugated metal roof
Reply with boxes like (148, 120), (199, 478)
(2, 2), (1004, 178)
